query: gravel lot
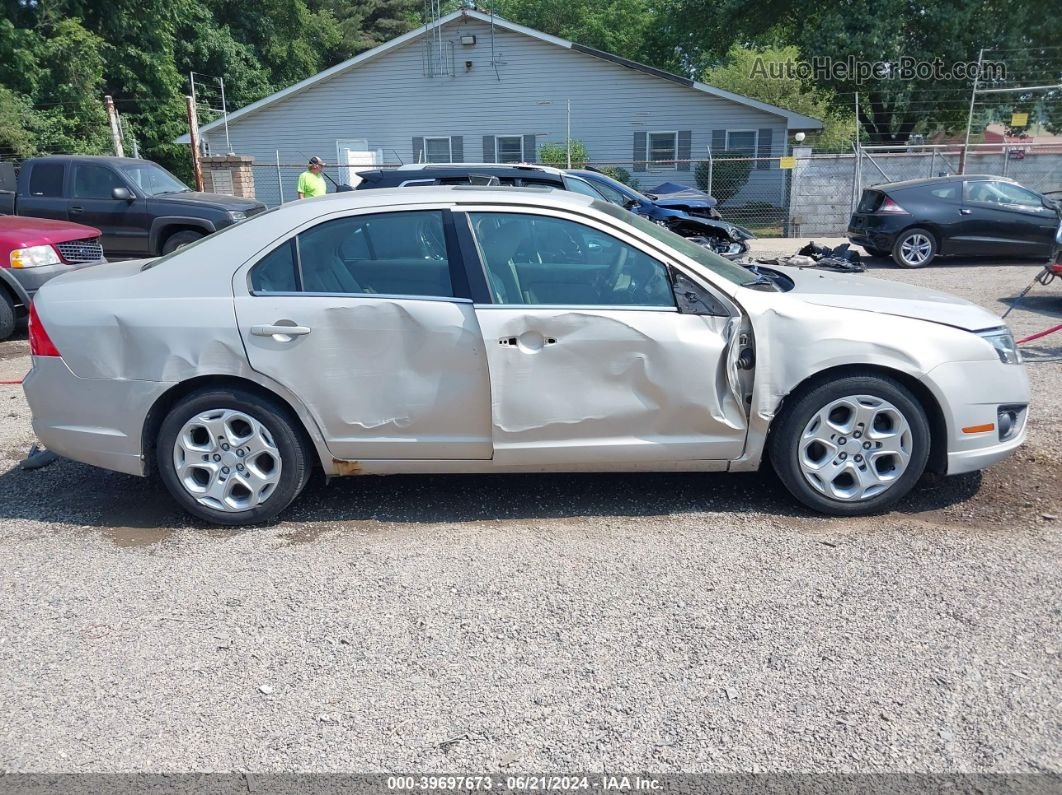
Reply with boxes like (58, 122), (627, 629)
(0, 248), (1059, 774)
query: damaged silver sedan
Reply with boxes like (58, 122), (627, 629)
(24, 188), (1028, 525)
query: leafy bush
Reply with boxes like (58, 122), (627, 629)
(694, 155), (752, 205)
(600, 165), (639, 189)
(538, 139), (589, 169)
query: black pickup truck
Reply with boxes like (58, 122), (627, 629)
(0, 155), (266, 257)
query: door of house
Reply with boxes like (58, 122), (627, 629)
(336, 139), (380, 188)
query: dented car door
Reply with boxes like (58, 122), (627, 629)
(462, 209), (748, 466)
(234, 208), (492, 460)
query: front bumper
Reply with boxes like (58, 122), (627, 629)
(922, 359), (1030, 476)
(10, 260), (105, 302)
(23, 356), (168, 477)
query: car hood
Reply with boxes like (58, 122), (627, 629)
(149, 192), (265, 212)
(776, 265), (1003, 331)
(0, 216), (101, 248)
(654, 195), (716, 210)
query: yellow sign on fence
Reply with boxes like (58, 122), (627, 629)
(779, 156), (796, 170)
(1011, 112), (1029, 127)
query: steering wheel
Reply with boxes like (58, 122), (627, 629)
(601, 246), (631, 299)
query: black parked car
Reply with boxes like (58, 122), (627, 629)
(354, 163), (753, 259)
(847, 175), (1060, 268)
(0, 156), (266, 257)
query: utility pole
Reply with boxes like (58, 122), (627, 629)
(566, 98), (571, 168)
(961, 47), (985, 175)
(185, 94), (204, 191)
(219, 76), (232, 154)
(104, 96), (125, 157)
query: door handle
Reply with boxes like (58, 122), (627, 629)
(960, 208), (972, 215)
(70, 206), (83, 214)
(251, 324), (312, 340)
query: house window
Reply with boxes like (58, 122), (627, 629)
(647, 132), (678, 168)
(726, 130), (757, 156)
(496, 135), (524, 163)
(424, 137), (453, 163)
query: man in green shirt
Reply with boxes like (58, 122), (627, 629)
(297, 156), (328, 199)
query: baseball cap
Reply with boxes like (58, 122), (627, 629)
(308, 156), (326, 166)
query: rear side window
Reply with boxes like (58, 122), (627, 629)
(250, 240), (298, 293)
(857, 190), (884, 213)
(28, 163), (65, 197)
(250, 210), (456, 298)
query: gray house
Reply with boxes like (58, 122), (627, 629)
(179, 8), (821, 208)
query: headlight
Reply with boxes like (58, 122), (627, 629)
(979, 328), (1022, 365)
(228, 211), (247, 222)
(10, 245), (61, 269)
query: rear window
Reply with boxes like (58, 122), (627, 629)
(28, 163), (65, 197)
(857, 190), (884, 213)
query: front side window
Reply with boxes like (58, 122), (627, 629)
(73, 164), (126, 199)
(251, 210), (454, 298)
(469, 212), (674, 307)
(424, 137), (452, 164)
(496, 136), (524, 163)
(648, 132), (678, 167)
(965, 180), (1041, 207)
(726, 130), (757, 156)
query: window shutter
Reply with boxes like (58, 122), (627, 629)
(633, 131), (647, 172)
(451, 136), (463, 163)
(482, 135), (496, 163)
(711, 129), (726, 155)
(523, 134), (537, 162)
(677, 130), (692, 171)
(757, 128), (773, 169)
(412, 136), (424, 163)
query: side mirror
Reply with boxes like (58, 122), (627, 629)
(112, 187), (133, 202)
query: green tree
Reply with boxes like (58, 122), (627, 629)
(665, 0), (1062, 144)
(695, 155), (751, 205)
(703, 44), (856, 151)
(495, 0), (657, 62)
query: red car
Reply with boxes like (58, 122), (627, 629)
(0, 216), (105, 340)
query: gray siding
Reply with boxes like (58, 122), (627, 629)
(205, 18), (790, 208)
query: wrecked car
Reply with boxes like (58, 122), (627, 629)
(570, 169), (754, 259)
(25, 187), (1028, 526)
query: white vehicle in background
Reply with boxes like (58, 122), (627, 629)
(24, 187), (1028, 525)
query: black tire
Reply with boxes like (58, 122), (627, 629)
(156, 387), (312, 526)
(0, 291), (15, 341)
(891, 227), (937, 268)
(161, 229), (204, 255)
(863, 246), (891, 258)
(768, 374), (931, 516)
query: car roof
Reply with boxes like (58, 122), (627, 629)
(873, 174), (1018, 192)
(394, 162), (565, 174)
(303, 184), (595, 209)
(29, 155), (157, 166)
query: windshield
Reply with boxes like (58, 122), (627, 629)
(117, 162), (191, 196)
(592, 200), (751, 286)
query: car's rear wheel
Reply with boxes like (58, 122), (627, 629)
(769, 375), (930, 516)
(161, 229), (203, 255)
(157, 388), (312, 525)
(892, 228), (937, 268)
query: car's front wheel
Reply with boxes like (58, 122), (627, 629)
(892, 227), (937, 268)
(156, 387), (312, 525)
(769, 375), (930, 516)
(161, 229), (204, 255)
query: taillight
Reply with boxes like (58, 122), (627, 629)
(878, 197), (909, 215)
(28, 302), (61, 357)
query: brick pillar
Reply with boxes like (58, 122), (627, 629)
(200, 154), (256, 199)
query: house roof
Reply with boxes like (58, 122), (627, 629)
(177, 9), (822, 143)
